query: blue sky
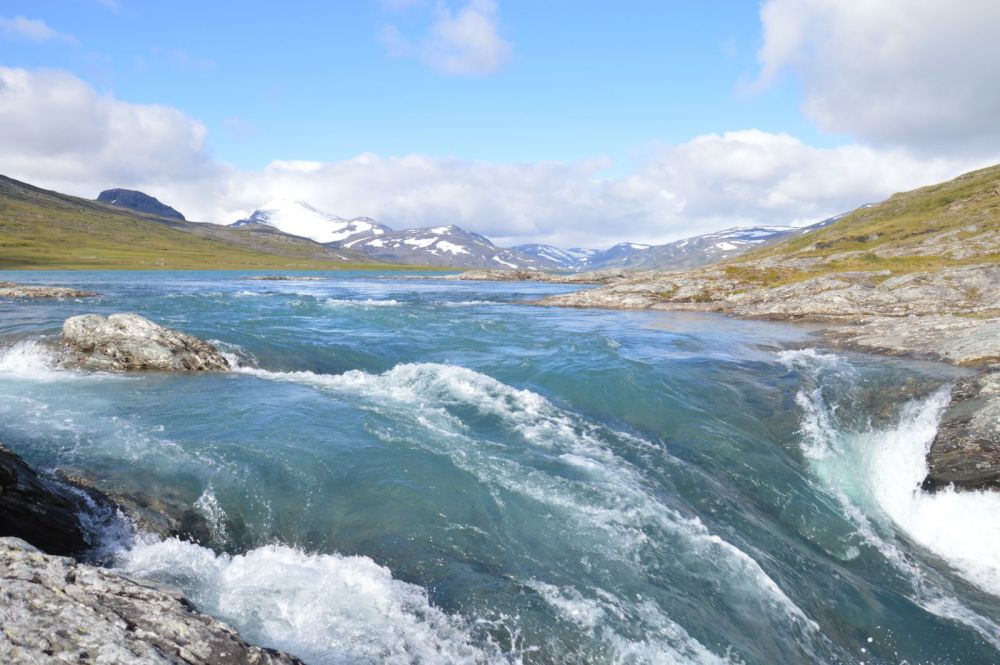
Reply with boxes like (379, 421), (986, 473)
(1, 1), (826, 168)
(1, 1), (997, 246)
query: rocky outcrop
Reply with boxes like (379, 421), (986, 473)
(536, 263), (1000, 321)
(0, 444), (93, 556)
(825, 315), (1000, 367)
(0, 537), (301, 664)
(922, 373), (1000, 492)
(0, 282), (96, 299)
(97, 188), (186, 220)
(452, 269), (551, 282)
(61, 313), (230, 372)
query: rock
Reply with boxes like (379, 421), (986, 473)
(0, 282), (97, 299)
(0, 537), (301, 664)
(826, 315), (1000, 367)
(922, 372), (1000, 492)
(451, 269), (549, 282)
(0, 444), (93, 556)
(61, 313), (231, 372)
(244, 275), (324, 281)
(98, 188), (186, 220)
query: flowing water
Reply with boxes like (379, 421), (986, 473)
(1, 270), (998, 664)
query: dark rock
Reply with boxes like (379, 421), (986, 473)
(922, 372), (1000, 492)
(97, 188), (185, 220)
(61, 313), (231, 372)
(0, 443), (91, 556)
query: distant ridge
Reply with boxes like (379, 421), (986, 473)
(97, 188), (186, 221)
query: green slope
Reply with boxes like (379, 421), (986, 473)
(0, 175), (404, 270)
(724, 163), (1000, 286)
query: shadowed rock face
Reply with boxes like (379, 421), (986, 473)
(923, 373), (1000, 492)
(0, 538), (302, 664)
(0, 444), (92, 556)
(61, 313), (231, 372)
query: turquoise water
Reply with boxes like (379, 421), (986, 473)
(1, 270), (998, 664)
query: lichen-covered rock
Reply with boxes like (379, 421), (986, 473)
(61, 313), (230, 372)
(0, 282), (96, 299)
(0, 537), (301, 664)
(922, 372), (1000, 492)
(0, 444), (92, 556)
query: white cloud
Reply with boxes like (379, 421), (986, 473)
(0, 16), (76, 43)
(210, 132), (985, 248)
(755, 0), (1000, 155)
(0, 66), (992, 249)
(379, 0), (512, 76)
(0, 66), (226, 214)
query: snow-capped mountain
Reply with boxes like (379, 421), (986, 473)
(511, 244), (602, 271)
(231, 199), (391, 245)
(611, 226), (794, 270)
(345, 225), (548, 269)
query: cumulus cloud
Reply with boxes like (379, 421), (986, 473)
(755, 0), (1000, 155)
(380, 0), (512, 76)
(0, 16), (76, 43)
(0, 66), (227, 213)
(0, 66), (991, 249)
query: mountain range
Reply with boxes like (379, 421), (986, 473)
(225, 198), (840, 272)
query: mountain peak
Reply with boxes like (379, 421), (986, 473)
(96, 188), (185, 221)
(231, 199), (391, 245)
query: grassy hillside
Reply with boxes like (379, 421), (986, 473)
(725, 164), (1000, 286)
(0, 175), (403, 270)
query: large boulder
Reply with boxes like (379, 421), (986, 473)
(0, 444), (92, 556)
(0, 538), (301, 664)
(61, 313), (230, 372)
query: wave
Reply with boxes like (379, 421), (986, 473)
(235, 361), (825, 660)
(114, 535), (511, 665)
(0, 340), (67, 380)
(784, 348), (1000, 645)
(322, 298), (403, 308)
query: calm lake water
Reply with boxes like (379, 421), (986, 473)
(1, 270), (998, 664)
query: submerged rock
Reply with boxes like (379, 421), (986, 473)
(0, 281), (96, 299)
(61, 313), (231, 372)
(0, 444), (92, 556)
(0, 537), (301, 664)
(923, 372), (1000, 492)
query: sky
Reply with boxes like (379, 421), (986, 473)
(1, 0), (999, 248)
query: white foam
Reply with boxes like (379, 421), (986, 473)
(526, 580), (732, 664)
(0, 340), (66, 379)
(114, 536), (507, 664)
(322, 298), (403, 308)
(785, 350), (1000, 645)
